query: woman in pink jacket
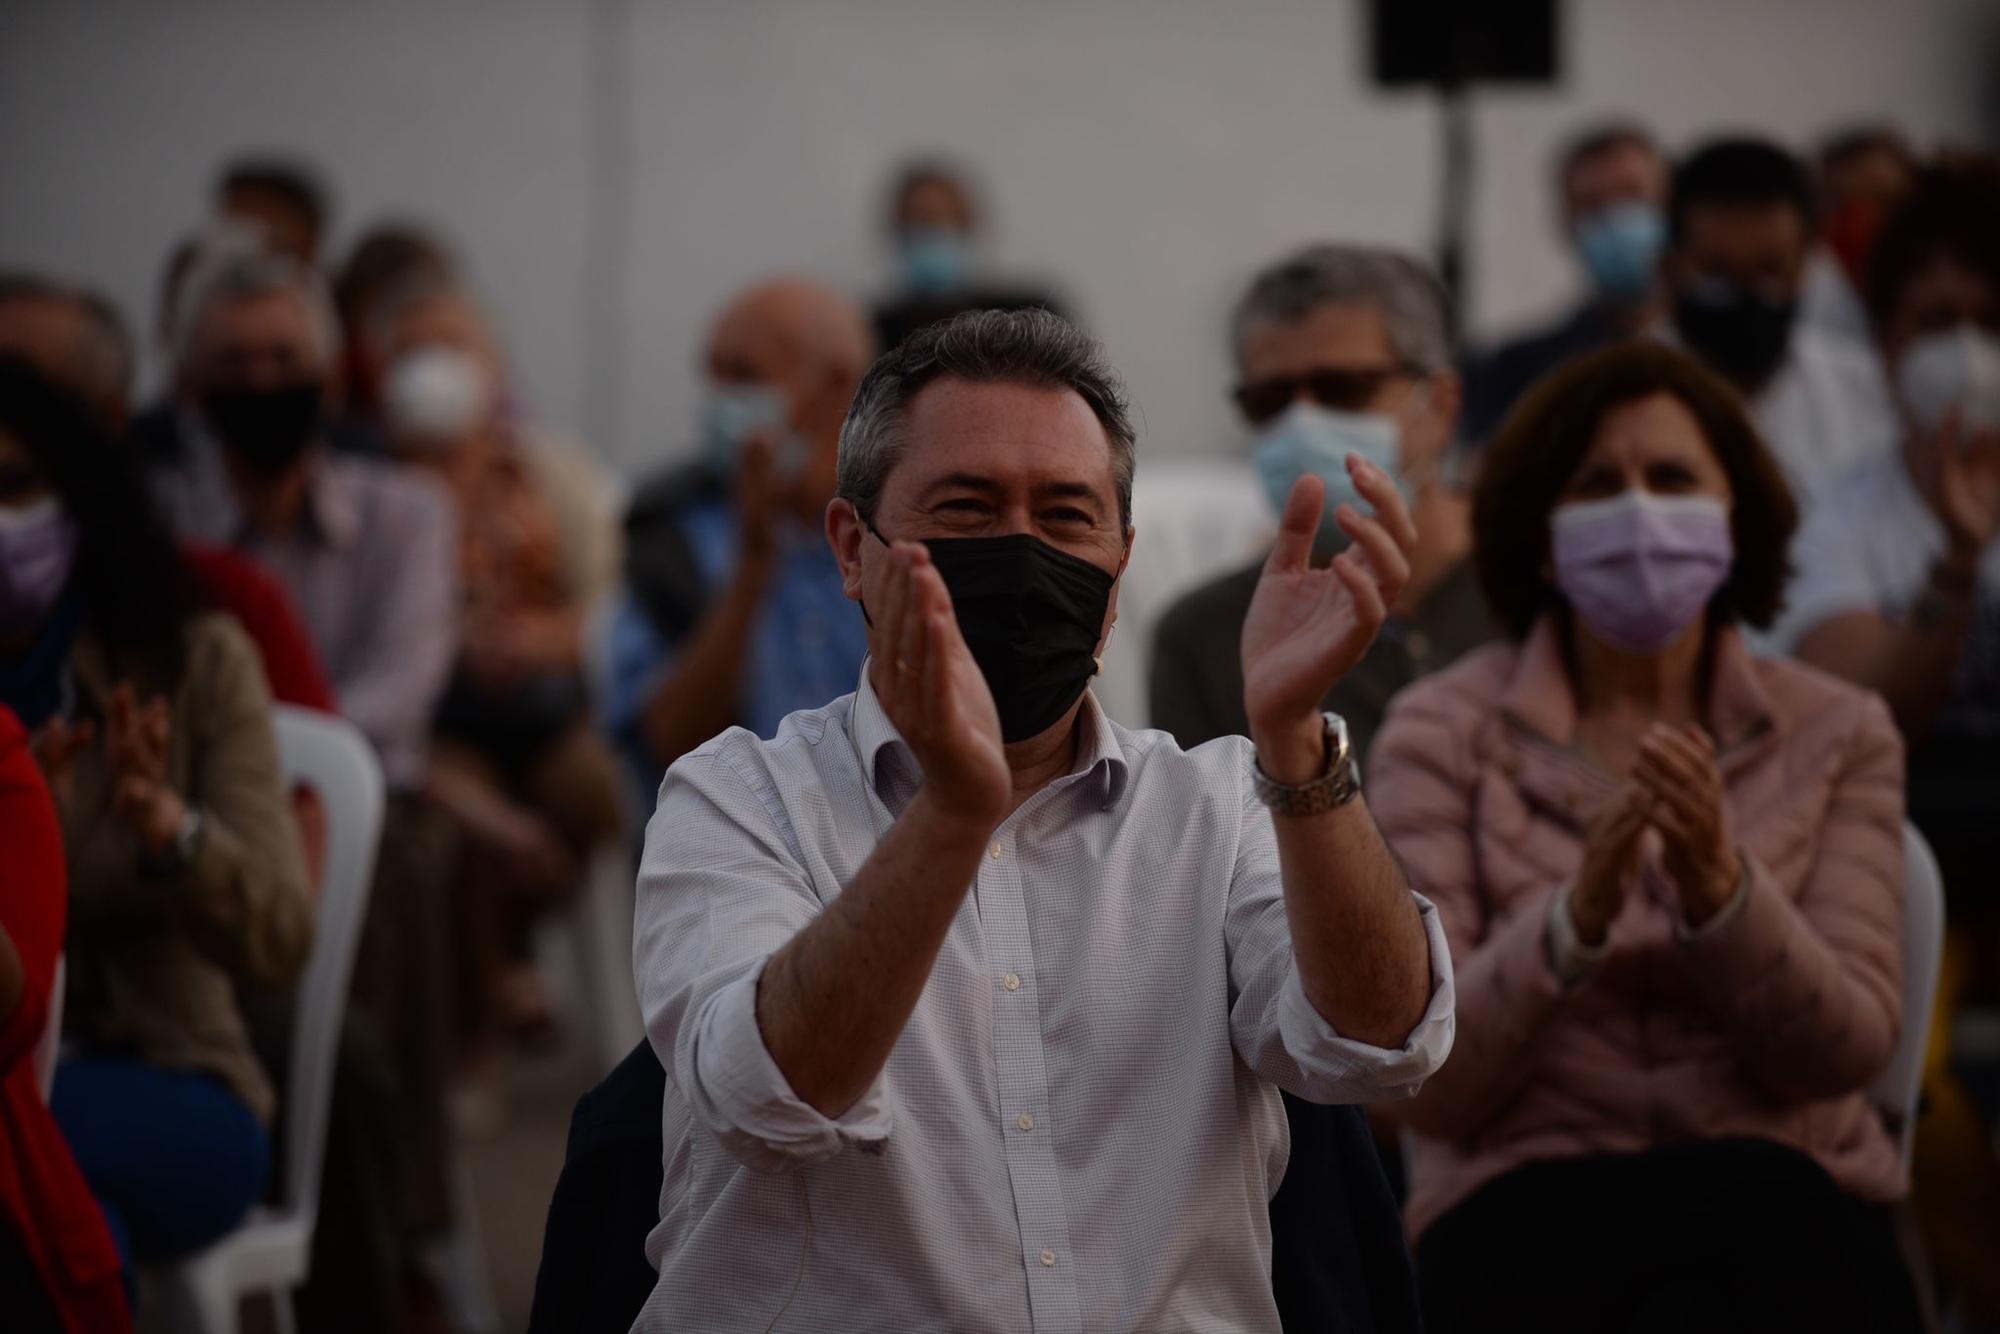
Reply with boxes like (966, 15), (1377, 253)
(1371, 342), (1917, 1333)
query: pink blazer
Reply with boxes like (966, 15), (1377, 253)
(1369, 617), (1907, 1239)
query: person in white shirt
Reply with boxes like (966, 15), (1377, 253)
(1775, 160), (2000, 1320)
(1661, 137), (1898, 508)
(630, 307), (1454, 1331)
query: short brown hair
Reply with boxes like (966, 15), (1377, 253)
(1473, 341), (1797, 641)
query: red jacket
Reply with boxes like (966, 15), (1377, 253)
(183, 544), (337, 714)
(0, 706), (130, 1332)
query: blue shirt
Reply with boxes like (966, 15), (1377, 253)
(603, 497), (869, 789)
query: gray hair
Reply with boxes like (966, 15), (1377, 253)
(175, 247), (339, 373)
(1230, 244), (1453, 377)
(0, 275), (132, 415)
(837, 307), (1136, 528)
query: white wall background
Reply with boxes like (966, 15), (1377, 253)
(2, 0), (1991, 476)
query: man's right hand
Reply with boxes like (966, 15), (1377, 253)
(1569, 784), (1652, 946)
(871, 538), (1011, 828)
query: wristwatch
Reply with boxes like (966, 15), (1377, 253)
(1251, 712), (1362, 816)
(144, 807), (205, 877)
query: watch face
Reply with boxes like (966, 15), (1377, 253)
(1324, 712), (1351, 759)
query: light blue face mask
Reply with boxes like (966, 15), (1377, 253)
(1572, 200), (1666, 301)
(1251, 401), (1406, 530)
(897, 227), (974, 296)
(699, 384), (804, 476)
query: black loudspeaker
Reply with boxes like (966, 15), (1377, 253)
(1371, 0), (1560, 89)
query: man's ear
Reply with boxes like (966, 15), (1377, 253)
(826, 496), (867, 601)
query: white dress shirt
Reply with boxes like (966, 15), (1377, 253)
(1750, 322), (1898, 509)
(631, 666), (1455, 1332)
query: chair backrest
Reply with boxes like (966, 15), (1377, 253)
(270, 706), (385, 1226)
(1870, 821), (1946, 1169)
(1091, 458), (1274, 728)
(33, 954), (63, 1100)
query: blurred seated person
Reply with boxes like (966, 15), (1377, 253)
(0, 703), (130, 1332)
(214, 154), (332, 269)
(1781, 160), (2000, 898)
(609, 278), (874, 787)
(1463, 122), (1670, 446)
(148, 250), (465, 1248)
(1777, 162), (2000, 1321)
(870, 157), (1070, 351)
(1661, 137), (1897, 507)
(374, 277), (624, 1032)
(0, 273), (337, 715)
(1372, 342), (1916, 1334)
(1153, 244), (1492, 759)
(333, 224), (458, 435)
(0, 359), (313, 1266)
(1801, 124), (1920, 343)
(151, 249), (457, 789)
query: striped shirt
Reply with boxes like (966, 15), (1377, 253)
(633, 665), (1455, 1332)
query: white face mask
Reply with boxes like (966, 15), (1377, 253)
(383, 344), (495, 444)
(1896, 324), (2000, 436)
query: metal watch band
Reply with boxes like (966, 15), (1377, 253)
(1251, 712), (1362, 816)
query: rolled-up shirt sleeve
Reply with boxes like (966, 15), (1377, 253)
(633, 733), (890, 1172)
(1225, 761), (1456, 1104)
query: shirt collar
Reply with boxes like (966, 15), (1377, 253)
(186, 426), (354, 550)
(850, 659), (1131, 813)
(1501, 614), (1776, 749)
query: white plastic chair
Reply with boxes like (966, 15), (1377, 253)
(1092, 457), (1274, 729)
(147, 707), (384, 1334)
(33, 954), (63, 1101)
(1870, 821), (1946, 1170)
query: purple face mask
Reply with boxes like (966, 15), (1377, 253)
(1550, 491), (1733, 654)
(0, 498), (79, 638)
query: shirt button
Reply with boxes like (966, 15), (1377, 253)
(1039, 1249), (1057, 1268)
(1406, 630), (1432, 661)
(1016, 1114), (1035, 1132)
(1001, 973), (1021, 992)
(988, 841), (1005, 860)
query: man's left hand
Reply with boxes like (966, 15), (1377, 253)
(1241, 457), (1414, 782)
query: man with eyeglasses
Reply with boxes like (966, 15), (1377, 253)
(1152, 244), (1494, 763)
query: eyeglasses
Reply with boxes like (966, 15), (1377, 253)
(1231, 365), (1420, 426)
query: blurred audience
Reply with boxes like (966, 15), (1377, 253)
(1777, 159), (2000, 1323)
(0, 358), (313, 1268)
(373, 275), (624, 1039)
(0, 702), (129, 1332)
(870, 157), (1071, 351)
(215, 155), (333, 269)
(1153, 244), (1491, 757)
(608, 277), (873, 788)
(1373, 342), (1917, 1334)
(1662, 137), (1897, 505)
(1802, 124), (1920, 342)
(147, 250), (467, 1279)
(1463, 122), (1669, 445)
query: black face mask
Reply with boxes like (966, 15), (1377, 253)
(1673, 280), (1797, 390)
(869, 522), (1116, 742)
(200, 380), (325, 475)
